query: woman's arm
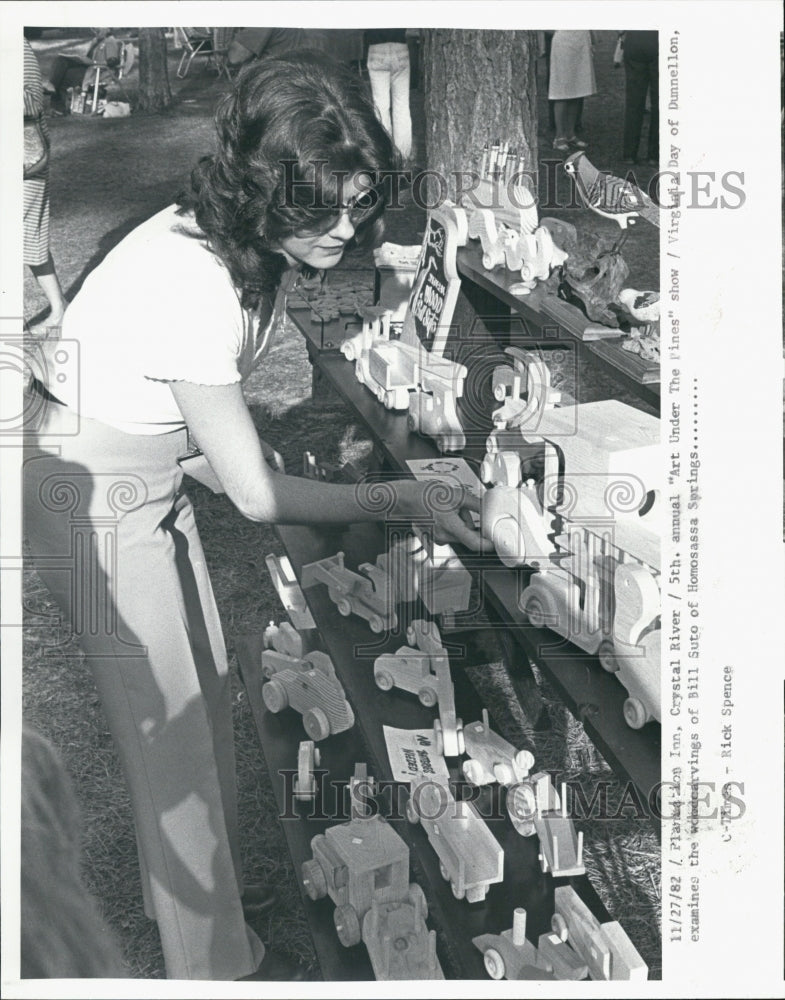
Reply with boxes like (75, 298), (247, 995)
(170, 380), (485, 550)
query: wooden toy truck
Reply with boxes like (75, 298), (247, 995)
(405, 776), (503, 903)
(301, 551), (398, 633)
(362, 896), (444, 980)
(552, 886), (648, 981)
(481, 394), (662, 730)
(301, 768), (435, 968)
(473, 908), (552, 981)
(530, 773), (585, 878)
(461, 709), (534, 787)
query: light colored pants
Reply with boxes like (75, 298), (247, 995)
(367, 42), (412, 160)
(23, 393), (265, 980)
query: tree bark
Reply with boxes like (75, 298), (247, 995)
(136, 28), (172, 112)
(422, 30), (539, 201)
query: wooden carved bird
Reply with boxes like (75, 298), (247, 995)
(563, 152), (660, 250)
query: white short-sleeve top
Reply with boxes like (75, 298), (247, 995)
(51, 205), (294, 434)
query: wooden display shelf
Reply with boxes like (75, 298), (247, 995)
(288, 310), (661, 812)
(455, 242), (660, 406)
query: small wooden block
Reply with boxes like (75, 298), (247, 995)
(600, 921), (648, 981)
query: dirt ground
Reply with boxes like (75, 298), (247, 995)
(22, 29), (661, 981)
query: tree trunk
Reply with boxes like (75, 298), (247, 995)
(421, 30), (539, 201)
(137, 28), (172, 112)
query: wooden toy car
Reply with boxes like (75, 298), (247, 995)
(301, 551), (398, 633)
(261, 649), (354, 741)
(461, 709), (534, 787)
(405, 776), (503, 903)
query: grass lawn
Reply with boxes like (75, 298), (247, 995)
(22, 29), (661, 981)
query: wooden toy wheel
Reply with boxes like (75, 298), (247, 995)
(334, 903), (361, 947)
(407, 883), (428, 920)
(342, 341), (357, 361)
(336, 597), (352, 617)
(438, 861), (450, 881)
(522, 593), (547, 627)
(493, 383), (508, 402)
(261, 679), (288, 713)
(551, 912), (569, 942)
(507, 782), (536, 830)
(375, 669), (394, 691)
(483, 947), (506, 980)
(368, 613), (385, 633)
(450, 881), (466, 900)
(383, 390), (396, 409)
(598, 639), (619, 673)
(303, 707), (330, 742)
(623, 697), (649, 730)
(405, 798), (419, 825)
(433, 719), (444, 756)
(417, 686), (437, 708)
(301, 859), (327, 900)
(462, 759), (485, 786)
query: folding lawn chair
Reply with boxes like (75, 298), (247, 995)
(176, 28), (232, 80)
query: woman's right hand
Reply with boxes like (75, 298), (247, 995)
(389, 479), (489, 553)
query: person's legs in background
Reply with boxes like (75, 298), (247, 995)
(623, 56), (648, 162)
(646, 57), (659, 163)
(388, 44), (412, 162)
(366, 46), (393, 138)
(28, 253), (67, 329)
(553, 99), (579, 152)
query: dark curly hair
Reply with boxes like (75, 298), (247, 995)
(177, 50), (397, 310)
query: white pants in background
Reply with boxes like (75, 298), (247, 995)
(366, 42), (412, 160)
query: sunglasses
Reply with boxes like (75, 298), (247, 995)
(293, 180), (387, 237)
